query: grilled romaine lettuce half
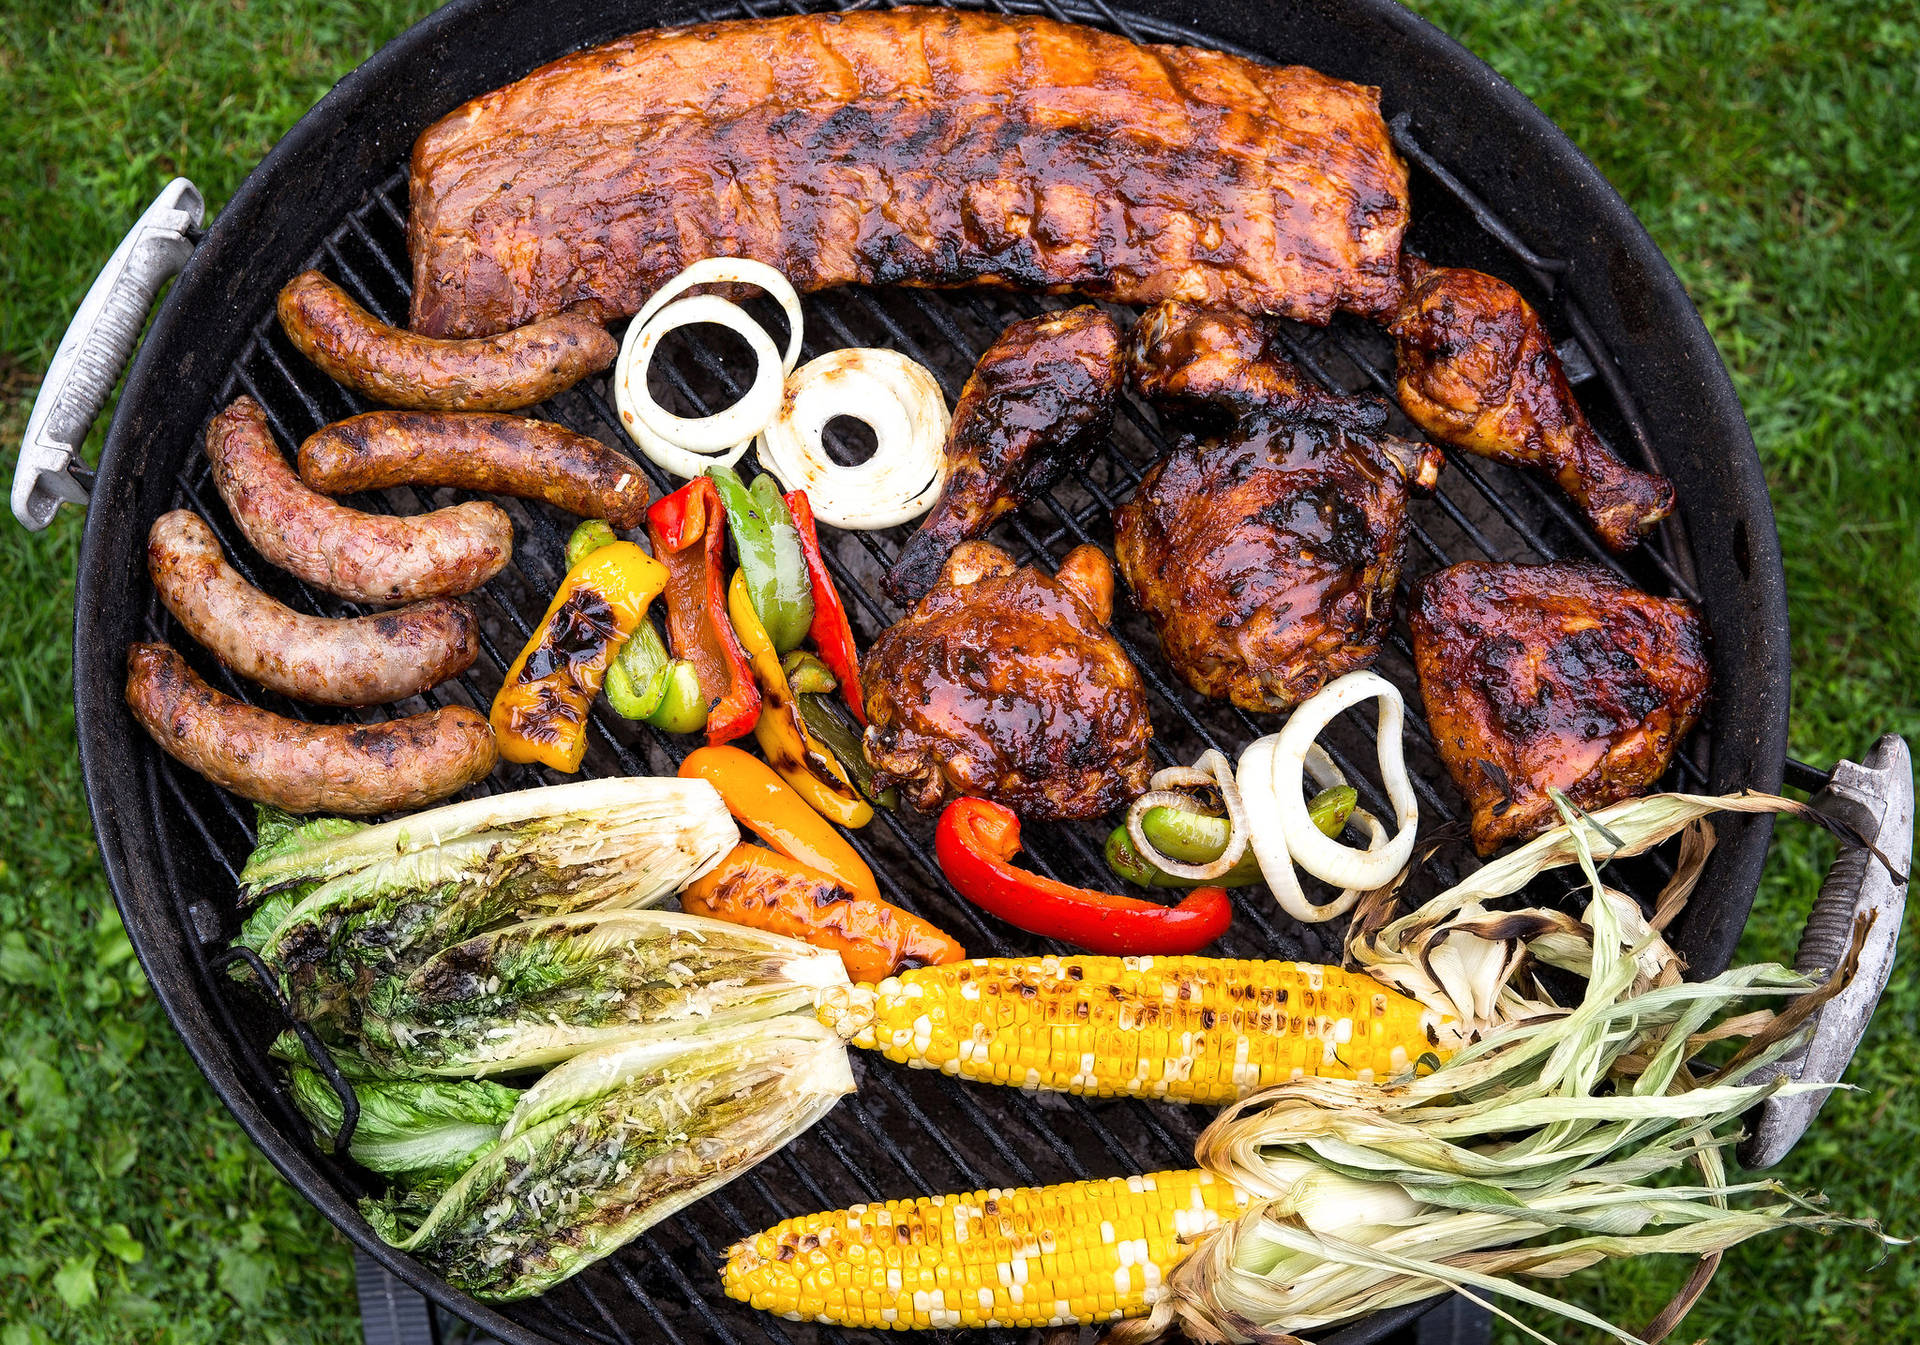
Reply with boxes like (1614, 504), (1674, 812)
(367, 1016), (853, 1301)
(351, 909), (850, 1077)
(289, 1068), (519, 1193)
(234, 779), (739, 1029)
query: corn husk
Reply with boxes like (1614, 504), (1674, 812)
(1112, 789), (1897, 1345)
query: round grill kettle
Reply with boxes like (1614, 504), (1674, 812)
(9, 1), (1911, 1340)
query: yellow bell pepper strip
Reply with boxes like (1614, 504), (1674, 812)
(678, 746), (880, 904)
(728, 570), (872, 829)
(490, 542), (665, 771)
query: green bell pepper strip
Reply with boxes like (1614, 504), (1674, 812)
(795, 693), (896, 810)
(1107, 785), (1358, 890)
(707, 467), (814, 654)
(564, 519), (619, 569)
(643, 661), (709, 734)
(780, 650), (839, 696)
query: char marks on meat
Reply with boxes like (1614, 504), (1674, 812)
(862, 542), (1152, 822)
(1115, 303), (1444, 713)
(885, 306), (1121, 604)
(1409, 561), (1711, 853)
(407, 10), (1409, 338)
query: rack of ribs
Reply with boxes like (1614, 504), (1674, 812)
(408, 9), (1672, 550)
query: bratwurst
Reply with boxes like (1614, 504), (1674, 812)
(147, 510), (479, 707)
(406, 9), (1409, 338)
(205, 396), (511, 604)
(125, 643), (497, 815)
(278, 271), (616, 411)
(298, 412), (650, 529)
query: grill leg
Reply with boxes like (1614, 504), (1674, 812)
(353, 1247), (440, 1345)
(1416, 1295), (1493, 1345)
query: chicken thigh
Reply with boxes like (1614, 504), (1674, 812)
(862, 542), (1152, 821)
(1410, 561), (1711, 853)
(1114, 303), (1444, 713)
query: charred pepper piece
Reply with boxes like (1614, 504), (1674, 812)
(729, 571), (872, 830)
(936, 798), (1231, 955)
(708, 467), (814, 654)
(784, 490), (866, 725)
(678, 745), (879, 904)
(682, 843), (962, 983)
(491, 542), (665, 771)
(647, 479), (761, 744)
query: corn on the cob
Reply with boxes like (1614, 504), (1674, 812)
(722, 1169), (1247, 1329)
(819, 954), (1451, 1104)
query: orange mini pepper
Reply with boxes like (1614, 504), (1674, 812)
(678, 746), (880, 904)
(682, 842), (963, 983)
(491, 541), (665, 772)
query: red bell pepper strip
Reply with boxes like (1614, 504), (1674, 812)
(646, 479), (761, 745)
(935, 798), (1232, 955)
(784, 490), (866, 725)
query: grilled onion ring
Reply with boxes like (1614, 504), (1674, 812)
(1238, 672), (1417, 924)
(1124, 749), (1250, 882)
(614, 294), (782, 477)
(755, 349), (950, 530)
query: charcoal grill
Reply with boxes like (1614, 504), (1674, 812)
(14, 0), (1911, 1342)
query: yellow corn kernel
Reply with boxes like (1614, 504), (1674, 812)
(721, 1169), (1247, 1330)
(831, 955), (1448, 1104)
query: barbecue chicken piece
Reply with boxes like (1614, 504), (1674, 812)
(1410, 561), (1710, 854)
(885, 307), (1122, 604)
(861, 542), (1151, 821)
(1115, 304), (1444, 713)
(406, 10), (1410, 337)
(1390, 259), (1675, 551)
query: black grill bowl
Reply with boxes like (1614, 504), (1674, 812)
(73, 1), (1788, 1342)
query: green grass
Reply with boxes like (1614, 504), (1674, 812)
(1, 1), (1915, 1340)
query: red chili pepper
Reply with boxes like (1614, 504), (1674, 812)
(935, 798), (1232, 956)
(646, 479), (761, 744)
(783, 490), (866, 725)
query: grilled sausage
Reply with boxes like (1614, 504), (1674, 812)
(147, 510), (480, 707)
(277, 271), (616, 411)
(125, 643), (497, 815)
(205, 396), (512, 604)
(298, 412), (650, 529)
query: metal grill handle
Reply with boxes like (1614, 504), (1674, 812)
(1741, 733), (1913, 1169)
(12, 178), (204, 531)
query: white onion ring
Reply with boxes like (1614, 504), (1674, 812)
(629, 257), (804, 375)
(613, 294), (783, 479)
(1124, 749), (1249, 882)
(755, 348), (951, 530)
(1236, 672), (1418, 924)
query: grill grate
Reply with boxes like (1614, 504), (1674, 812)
(137, 1), (1715, 1340)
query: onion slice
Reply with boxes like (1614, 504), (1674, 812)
(1237, 671), (1418, 924)
(613, 294), (783, 478)
(1124, 749), (1249, 882)
(755, 348), (950, 530)
(629, 257), (804, 375)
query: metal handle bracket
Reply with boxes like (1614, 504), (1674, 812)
(1741, 733), (1913, 1168)
(13, 177), (204, 531)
